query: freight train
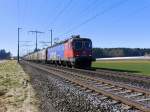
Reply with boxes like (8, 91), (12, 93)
(23, 35), (94, 68)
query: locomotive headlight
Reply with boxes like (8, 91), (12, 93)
(75, 51), (79, 56)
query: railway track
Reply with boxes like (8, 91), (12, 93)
(22, 61), (150, 112)
(95, 68), (150, 81)
(45, 64), (150, 89)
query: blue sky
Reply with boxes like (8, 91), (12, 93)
(0, 0), (150, 56)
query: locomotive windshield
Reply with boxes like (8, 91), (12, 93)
(74, 40), (92, 50)
(74, 41), (82, 50)
(84, 41), (92, 49)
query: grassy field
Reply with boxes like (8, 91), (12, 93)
(0, 60), (39, 112)
(92, 60), (150, 76)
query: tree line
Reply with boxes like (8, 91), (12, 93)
(92, 48), (150, 58)
(0, 49), (11, 59)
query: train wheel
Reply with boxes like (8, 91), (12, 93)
(68, 62), (72, 68)
(62, 61), (66, 66)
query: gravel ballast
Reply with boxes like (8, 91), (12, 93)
(21, 62), (138, 112)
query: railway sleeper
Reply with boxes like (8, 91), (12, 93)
(136, 97), (150, 102)
(115, 90), (132, 94)
(124, 93), (143, 98)
(101, 85), (116, 89)
(95, 84), (109, 87)
(106, 88), (123, 92)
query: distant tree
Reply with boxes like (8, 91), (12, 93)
(0, 49), (11, 59)
(92, 48), (150, 58)
(145, 52), (150, 56)
(53, 37), (60, 44)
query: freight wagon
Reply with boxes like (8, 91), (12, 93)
(37, 49), (46, 63)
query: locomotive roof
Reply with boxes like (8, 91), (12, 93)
(47, 35), (76, 48)
(47, 35), (91, 49)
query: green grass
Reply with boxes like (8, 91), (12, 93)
(0, 60), (22, 91)
(92, 60), (150, 76)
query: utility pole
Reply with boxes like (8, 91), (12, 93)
(28, 30), (44, 51)
(49, 29), (53, 46)
(17, 27), (22, 63)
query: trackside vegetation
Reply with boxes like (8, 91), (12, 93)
(92, 60), (150, 76)
(0, 60), (39, 112)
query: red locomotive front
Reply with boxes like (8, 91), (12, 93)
(64, 36), (93, 68)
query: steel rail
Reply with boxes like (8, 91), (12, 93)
(42, 63), (150, 87)
(58, 65), (150, 83)
(45, 64), (150, 90)
(42, 64), (150, 94)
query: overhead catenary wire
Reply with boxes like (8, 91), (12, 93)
(21, 0), (29, 27)
(79, 0), (99, 15)
(17, 0), (27, 27)
(20, 44), (34, 47)
(28, 30), (44, 51)
(113, 4), (150, 23)
(17, 0), (20, 27)
(58, 0), (129, 37)
(20, 41), (32, 43)
(79, 0), (106, 17)
(50, 0), (73, 27)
